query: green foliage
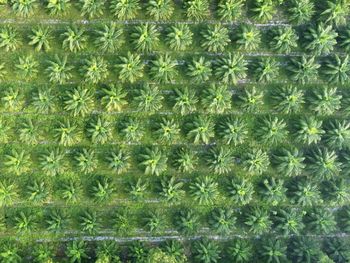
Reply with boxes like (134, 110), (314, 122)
(28, 26), (51, 51)
(201, 24), (230, 53)
(166, 24), (193, 51)
(193, 239), (221, 263)
(94, 22), (123, 52)
(242, 148), (270, 175)
(303, 23), (338, 55)
(190, 176), (219, 205)
(187, 56), (212, 83)
(131, 23), (160, 52)
(235, 24), (261, 51)
(116, 52), (144, 83)
(62, 26), (87, 52)
(147, 0), (174, 20)
(201, 84), (232, 113)
(184, 0), (209, 20)
(140, 147), (168, 176)
(0, 26), (21, 51)
(216, 117), (248, 145)
(110, 0), (140, 19)
(228, 178), (255, 205)
(186, 115), (215, 144)
(215, 53), (247, 84)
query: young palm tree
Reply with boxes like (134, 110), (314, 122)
(163, 240), (187, 262)
(11, 0), (37, 17)
(258, 239), (287, 263)
(324, 120), (350, 150)
(208, 208), (236, 234)
(216, 117), (248, 145)
(15, 55), (38, 78)
(128, 241), (148, 262)
(323, 238), (350, 263)
(61, 26), (87, 52)
(201, 84), (232, 113)
(321, 0), (349, 25)
(110, 0), (140, 20)
(116, 52), (144, 83)
(66, 241), (88, 263)
(95, 241), (121, 263)
(274, 209), (305, 236)
(101, 84), (128, 112)
(140, 147), (168, 176)
(289, 176), (321, 206)
(147, 0), (174, 20)
(308, 87), (342, 115)
(184, 0), (209, 20)
(81, 56), (108, 84)
(206, 147), (233, 175)
(27, 180), (49, 203)
(272, 147), (305, 177)
(54, 118), (80, 146)
(129, 178), (148, 200)
(322, 55), (350, 84)
(339, 26), (350, 52)
(173, 147), (198, 173)
(86, 116), (112, 144)
(28, 26), (51, 51)
(80, 210), (100, 234)
(244, 207), (272, 235)
(144, 211), (164, 233)
(259, 177), (287, 206)
(75, 148), (97, 174)
(0, 26), (21, 51)
(14, 211), (37, 233)
(79, 0), (104, 18)
(154, 117), (180, 143)
(46, 55), (73, 84)
(113, 209), (133, 234)
(94, 22), (123, 52)
(175, 209), (199, 234)
(288, 237), (322, 263)
(119, 117), (144, 142)
(269, 26), (298, 53)
(40, 149), (66, 176)
(252, 57), (279, 83)
(2, 88), (23, 111)
(215, 54), (247, 84)
(61, 179), (81, 203)
(239, 86), (265, 114)
(131, 23), (160, 52)
(322, 178), (350, 205)
(251, 0), (276, 22)
(172, 87), (198, 115)
(190, 176), (219, 205)
(242, 148), (270, 175)
(304, 23), (338, 55)
(217, 0), (244, 21)
(0, 180), (18, 206)
(106, 149), (130, 174)
(46, 0), (70, 15)
(270, 85), (304, 114)
(133, 84), (164, 112)
(307, 148), (342, 180)
(33, 243), (55, 263)
(159, 176), (185, 202)
(228, 239), (253, 263)
(187, 56), (212, 83)
(305, 208), (336, 234)
(287, 0), (314, 24)
(18, 118), (40, 145)
(193, 239), (221, 263)
(64, 86), (94, 117)
(149, 53), (177, 83)
(186, 115), (215, 144)
(201, 24), (230, 52)
(4, 149), (30, 175)
(294, 117), (325, 145)
(165, 24), (193, 51)
(235, 24), (261, 51)
(255, 116), (288, 145)
(287, 55), (320, 84)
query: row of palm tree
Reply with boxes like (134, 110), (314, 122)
(1, 23), (350, 54)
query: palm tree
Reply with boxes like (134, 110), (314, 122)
(94, 22), (123, 52)
(80, 210), (100, 234)
(237, 86), (263, 112)
(119, 117), (144, 142)
(4, 149), (30, 175)
(128, 241), (148, 262)
(14, 211), (37, 233)
(149, 53), (177, 83)
(228, 239), (252, 263)
(61, 179), (81, 203)
(216, 117), (248, 145)
(101, 84), (128, 112)
(107, 149), (130, 174)
(173, 147), (197, 173)
(81, 56), (109, 84)
(95, 241), (121, 263)
(66, 241), (88, 263)
(64, 86), (94, 117)
(288, 237), (322, 263)
(133, 84), (164, 112)
(215, 53), (247, 85)
(244, 207), (272, 235)
(217, 0), (244, 21)
(33, 243), (55, 263)
(46, 0), (70, 15)
(11, 0), (37, 17)
(159, 176), (184, 202)
(54, 118), (80, 146)
(274, 209), (305, 236)
(190, 176), (219, 204)
(113, 209), (134, 234)
(140, 147), (168, 176)
(260, 177), (287, 206)
(324, 120), (350, 150)
(86, 116), (112, 144)
(206, 147), (233, 175)
(131, 23), (160, 52)
(45, 210), (67, 233)
(0, 26), (21, 51)
(186, 115), (215, 144)
(2, 88), (23, 111)
(187, 56), (212, 83)
(242, 148), (270, 175)
(272, 147), (305, 177)
(269, 26), (298, 53)
(251, 0), (276, 22)
(235, 24), (261, 51)
(270, 85), (304, 114)
(61, 26), (87, 52)
(323, 238), (350, 263)
(294, 117), (325, 145)
(15, 55), (38, 78)
(144, 211), (164, 233)
(184, 0), (209, 20)
(305, 208), (336, 234)
(307, 148), (342, 180)
(193, 239), (221, 263)
(0, 119), (10, 143)
(287, 0), (314, 24)
(322, 178), (350, 204)
(208, 208), (236, 234)
(79, 0), (104, 18)
(320, 0), (349, 25)
(322, 55), (350, 84)
(129, 178), (148, 200)
(74, 148), (97, 174)
(46, 55), (73, 84)
(289, 176), (321, 206)
(110, 0), (140, 19)
(27, 180), (49, 203)
(304, 23), (338, 55)
(0, 180), (18, 206)
(40, 149), (66, 176)
(116, 52), (144, 83)
(287, 55), (320, 84)
(255, 116), (288, 145)
(18, 118), (40, 145)
(172, 87), (198, 115)
(154, 117), (180, 143)
(338, 206), (350, 232)
(201, 24), (230, 52)
(258, 239), (287, 263)
(201, 84), (232, 113)
(165, 24), (193, 51)
(175, 209), (199, 234)
(339, 26), (350, 51)
(163, 240), (187, 262)
(308, 87), (342, 115)
(28, 26), (51, 51)
(252, 57), (279, 82)
(147, 0), (174, 20)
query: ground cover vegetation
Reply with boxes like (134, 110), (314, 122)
(0, 0), (350, 262)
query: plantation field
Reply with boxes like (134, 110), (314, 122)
(0, 0), (350, 262)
